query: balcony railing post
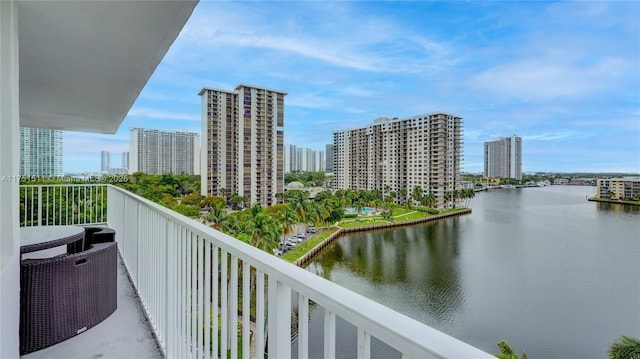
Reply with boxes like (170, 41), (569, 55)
(37, 185), (42, 226)
(268, 278), (291, 359)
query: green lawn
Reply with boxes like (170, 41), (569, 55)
(339, 218), (389, 227)
(282, 208), (470, 263)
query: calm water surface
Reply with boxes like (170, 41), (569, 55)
(301, 186), (640, 358)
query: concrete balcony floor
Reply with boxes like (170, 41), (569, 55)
(22, 254), (162, 359)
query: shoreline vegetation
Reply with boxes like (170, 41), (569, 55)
(283, 208), (472, 266)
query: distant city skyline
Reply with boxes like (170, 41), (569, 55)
(62, 1), (639, 174)
(129, 128), (200, 175)
(286, 145), (325, 174)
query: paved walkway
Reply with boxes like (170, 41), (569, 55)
(22, 255), (162, 359)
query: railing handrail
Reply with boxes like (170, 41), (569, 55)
(106, 184), (491, 358)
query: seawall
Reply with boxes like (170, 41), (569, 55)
(294, 208), (472, 267)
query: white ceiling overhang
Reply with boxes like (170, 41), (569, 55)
(18, 0), (198, 134)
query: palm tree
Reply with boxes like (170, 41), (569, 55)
(205, 202), (228, 230)
(248, 213), (279, 252)
(315, 201), (331, 227)
(290, 191), (309, 228)
(425, 192), (437, 209)
(279, 205), (298, 243)
(219, 187), (227, 204)
(464, 188), (475, 207)
(230, 193), (242, 210)
(608, 335), (640, 359)
(495, 341), (527, 359)
(411, 186), (423, 208)
(399, 188), (408, 207)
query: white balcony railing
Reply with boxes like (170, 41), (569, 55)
(20, 184), (107, 227)
(21, 184), (492, 358)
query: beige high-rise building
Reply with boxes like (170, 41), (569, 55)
(333, 113), (463, 209)
(199, 84), (286, 207)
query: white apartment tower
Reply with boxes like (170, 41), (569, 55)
(129, 128), (200, 175)
(333, 113), (463, 209)
(199, 84), (286, 207)
(484, 135), (522, 180)
(121, 151), (129, 170)
(19, 127), (63, 177)
(100, 150), (110, 172)
(286, 144), (325, 173)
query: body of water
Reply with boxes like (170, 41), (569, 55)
(301, 186), (640, 358)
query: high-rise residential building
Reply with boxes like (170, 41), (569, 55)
(325, 144), (334, 173)
(484, 135), (522, 180)
(101, 150), (111, 172)
(129, 128), (200, 175)
(199, 84), (286, 207)
(121, 151), (129, 170)
(285, 144), (325, 173)
(333, 113), (463, 209)
(19, 127), (63, 177)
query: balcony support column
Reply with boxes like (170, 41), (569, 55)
(0, 1), (21, 357)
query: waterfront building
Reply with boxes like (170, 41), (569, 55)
(596, 177), (640, 200)
(333, 113), (463, 209)
(100, 150), (110, 173)
(484, 135), (522, 180)
(19, 127), (63, 177)
(199, 85), (286, 207)
(129, 128), (200, 175)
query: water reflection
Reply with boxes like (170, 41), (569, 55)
(309, 218), (465, 326)
(596, 201), (640, 213)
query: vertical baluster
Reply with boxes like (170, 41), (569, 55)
(37, 185), (42, 226)
(324, 309), (336, 359)
(84, 184), (87, 224)
(221, 251), (228, 357)
(181, 225), (188, 358)
(242, 262), (250, 359)
(198, 235), (204, 357)
(256, 271), (265, 359)
(58, 186), (62, 225)
(191, 232), (197, 355)
(64, 185), (68, 224)
(268, 277), (291, 359)
(230, 255), (238, 359)
(204, 240), (212, 358)
(357, 328), (371, 359)
(167, 221), (176, 358)
(212, 245), (219, 358)
(45, 186), (49, 225)
(298, 294), (309, 359)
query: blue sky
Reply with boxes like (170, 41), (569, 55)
(64, 1), (640, 174)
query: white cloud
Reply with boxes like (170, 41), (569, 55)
(522, 131), (591, 142)
(468, 57), (632, 100)
(181, 2), (453, 75)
